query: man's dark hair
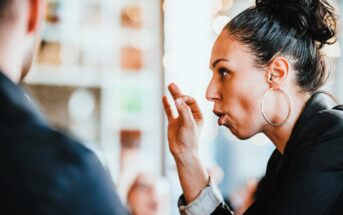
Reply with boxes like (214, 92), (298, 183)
(0, 0), (13, 20)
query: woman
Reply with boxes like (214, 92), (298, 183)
(162, 0), (343, 214)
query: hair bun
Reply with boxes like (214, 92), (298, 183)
(256, 0), (337, 48)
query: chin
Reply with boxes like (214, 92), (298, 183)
(20, 67), (31, 82)
(20, 54), (34, 82)
(227, 126), (255, 140)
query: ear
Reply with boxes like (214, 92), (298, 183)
(267, 56), (289, 89)
(27, 0), (45, 33)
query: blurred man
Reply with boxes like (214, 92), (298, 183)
(0, 0), (128, 214)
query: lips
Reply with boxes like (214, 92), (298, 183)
(213, 110), (226, 126)
(219, 116), (227, 125)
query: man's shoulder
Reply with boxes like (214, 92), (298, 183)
(0, 123), (117, 212)
(0, 122), (104, 189)
(2, 122), (93, 162)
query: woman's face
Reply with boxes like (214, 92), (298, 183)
(206, 31), (270, 139)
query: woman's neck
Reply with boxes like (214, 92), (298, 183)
(263, 93), (311, 154)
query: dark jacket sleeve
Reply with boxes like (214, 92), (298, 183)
(268, 170), (342, 215)
(62, 148), (129, 215)
(210, 150), (282, 215)
(210, 203), (233, 215)
(46, 133), (130, 215)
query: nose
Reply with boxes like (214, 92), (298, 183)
(206, 76), (221, 102)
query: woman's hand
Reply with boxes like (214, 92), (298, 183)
(162, 83), (203, 161)
(162, 83), (209, 203)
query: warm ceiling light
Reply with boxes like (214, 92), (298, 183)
(221, 0), (234, 11)
(210, 0), (222, 14)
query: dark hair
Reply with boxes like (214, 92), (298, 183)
(0, 0), (13, 20)
(224, 0), (338, 93)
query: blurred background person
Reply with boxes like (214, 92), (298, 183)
(127, 172), (171, 215)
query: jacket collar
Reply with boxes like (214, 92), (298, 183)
(0, 71), (48, 126)
(283, 92), (336, 157)
(271, 92), (341, 196)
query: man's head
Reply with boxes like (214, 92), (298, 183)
(0, 0), (45, 83)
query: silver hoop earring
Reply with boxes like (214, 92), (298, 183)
(261, 88), (291, 126)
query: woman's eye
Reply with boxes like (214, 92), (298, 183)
(218, 67), (230, 79)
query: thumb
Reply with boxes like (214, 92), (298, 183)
(175, 98), (196, 127)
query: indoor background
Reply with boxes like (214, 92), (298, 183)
(23, 0), (343, 214)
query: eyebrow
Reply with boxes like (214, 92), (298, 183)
(212, 58), (230, 69)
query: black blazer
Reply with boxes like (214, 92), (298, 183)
(0, 72), (128, 215)
(212, 93), (343, 215)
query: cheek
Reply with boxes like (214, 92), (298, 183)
(237, 73), (267, 111)
(129, 193), (144, 208)
(223, 80), (264, 127)
(236, 94), (260, 126)
(223, 81), (259, 111)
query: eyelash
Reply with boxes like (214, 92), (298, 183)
(218, 67), (230, 79)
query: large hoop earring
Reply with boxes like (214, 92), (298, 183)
(261, 88), (291, 126)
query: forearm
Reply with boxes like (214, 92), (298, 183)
(174, 152), (209, 203)
(176, 157), (233, 215)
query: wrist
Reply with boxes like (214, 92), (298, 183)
(175, 156), (209, 203)
(173, 150), (200, 167)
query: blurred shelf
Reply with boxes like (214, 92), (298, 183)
(28, 0), (164, 180)
(25, 65), (159, 88)
(41, 23), (62, 43)
(100, 69), (160, 87)
(25, 65), (102, 87)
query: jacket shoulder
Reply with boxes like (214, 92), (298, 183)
(1, 125), (125, 214)
(290, 105), (343, 171)
(290, 103), (343, 147)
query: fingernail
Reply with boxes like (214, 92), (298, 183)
(176, 98), (183, 105)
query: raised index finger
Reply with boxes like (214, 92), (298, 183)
(168, 83), (183, 100)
